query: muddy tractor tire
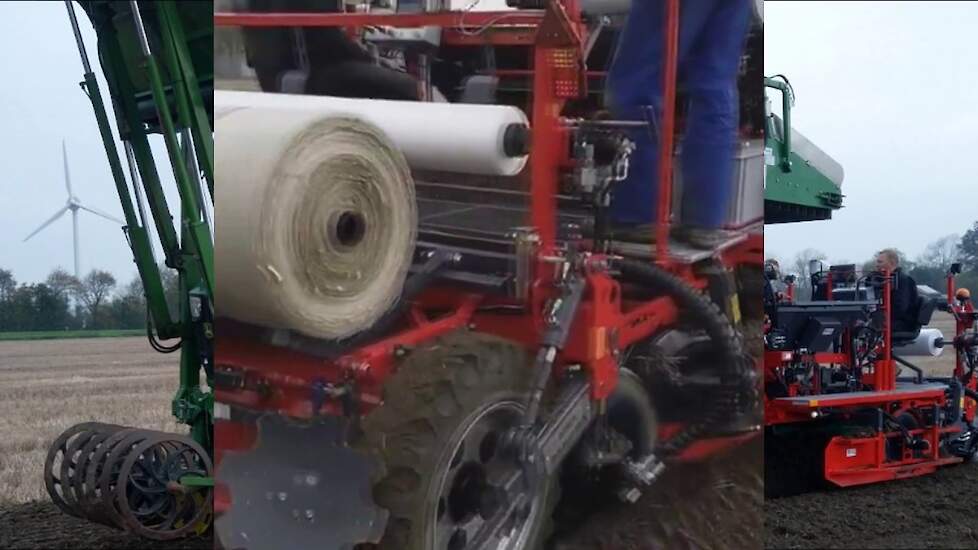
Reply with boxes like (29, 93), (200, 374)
(358, 331), (559, 550)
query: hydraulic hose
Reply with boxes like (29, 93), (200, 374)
(615, 258), (754, 454)
(146, 306), (180, 354)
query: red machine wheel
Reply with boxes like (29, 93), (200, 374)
(358, 331), (559, 550)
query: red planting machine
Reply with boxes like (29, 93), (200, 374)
(765, 263), (978, 496)
(214, 1), (764, 548)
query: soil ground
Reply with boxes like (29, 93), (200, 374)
(552, 436), (763, 550)
(0, 501), (211, 550)
(765, 460), (978, 549)
(765, 312), (978, 549)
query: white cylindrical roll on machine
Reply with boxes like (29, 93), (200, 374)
(893, 328), (945, 357)
(216, 106), (417, 340)
(215, 90), (531, 176)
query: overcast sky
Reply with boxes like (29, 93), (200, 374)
(765, 1), (978, 267)
(7, 2), (974, 284)
(0, 2), (180, 285)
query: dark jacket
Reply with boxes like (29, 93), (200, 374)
(763, 278), (778, 324)
(243, 0), (420, 100)
(891, 268), (919, 333)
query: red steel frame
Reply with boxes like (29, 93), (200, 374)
(949, 274), (977, 425)
(214, 0), (762, 515)
(765, 269), (976, 487)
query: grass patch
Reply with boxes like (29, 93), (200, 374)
(0, 329), (144, 341)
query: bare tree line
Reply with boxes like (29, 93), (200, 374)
(771, 222), (978, 301)
(0, 266), (178, 332)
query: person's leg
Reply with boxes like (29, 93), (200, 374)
(677, 0), (752, 230)
(605, 0), (715, 227)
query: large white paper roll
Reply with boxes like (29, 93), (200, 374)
(216, 106), (416, 340)
(894, 328), (945, 357)
(215, 90), (529, 176)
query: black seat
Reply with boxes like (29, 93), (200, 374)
(892, 295), (936, 344)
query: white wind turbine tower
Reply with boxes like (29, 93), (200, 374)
(23, 140), (124, 279)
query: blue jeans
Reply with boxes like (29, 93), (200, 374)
(606, 0), (751, 228)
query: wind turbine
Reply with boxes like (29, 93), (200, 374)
(23, 140), (124, 278)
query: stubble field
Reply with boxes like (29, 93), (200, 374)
(0, 337), (211, 549)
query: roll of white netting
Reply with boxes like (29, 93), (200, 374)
(894, 328), (945, 357)
(216, 106), (416, 340)
(215, 90), (530, 176)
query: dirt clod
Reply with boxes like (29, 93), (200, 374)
(0, 500), (212, 550)
(764, 460), (978, 549)
(554, 436), (763, 550)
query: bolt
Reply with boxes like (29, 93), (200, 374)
(617, 487), (642, 504)
(165, 481), (187, 496)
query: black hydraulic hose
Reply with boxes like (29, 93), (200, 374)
(146, 306), (180, 353)
(615, 258), (752, 455)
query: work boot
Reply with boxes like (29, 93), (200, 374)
(673, 226), (734, 249)
(609, 224), (659, 243)
(579, 220), (660, 243)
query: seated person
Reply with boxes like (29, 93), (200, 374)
(242, 0), (421, 100)
(875, 248), (919, 333)
(763, 258), (783, 325)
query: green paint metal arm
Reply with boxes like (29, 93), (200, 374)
(65, 1), (177, 339)
(129, 1), (214, 300)
(159, 1), (214, 197)
(100, 24), (183, 270)
(179, 475), (215, 488)
(765, 76), (792, 172)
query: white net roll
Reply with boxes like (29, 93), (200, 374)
(216, 90), (530, 176)
(894, 328), (945, 357)
(216, 106), (416, 340)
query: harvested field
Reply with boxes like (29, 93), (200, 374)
(0, 337), (211, 549)
(765, 312), (978, 549)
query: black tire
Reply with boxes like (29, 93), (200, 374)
(624, 289), (753, 439)
(358, 331), (559, 550)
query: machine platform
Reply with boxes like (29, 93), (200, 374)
(612, 228), (755, 264)
(419, 190), (760, 266)
(773, 382), (948, 409)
